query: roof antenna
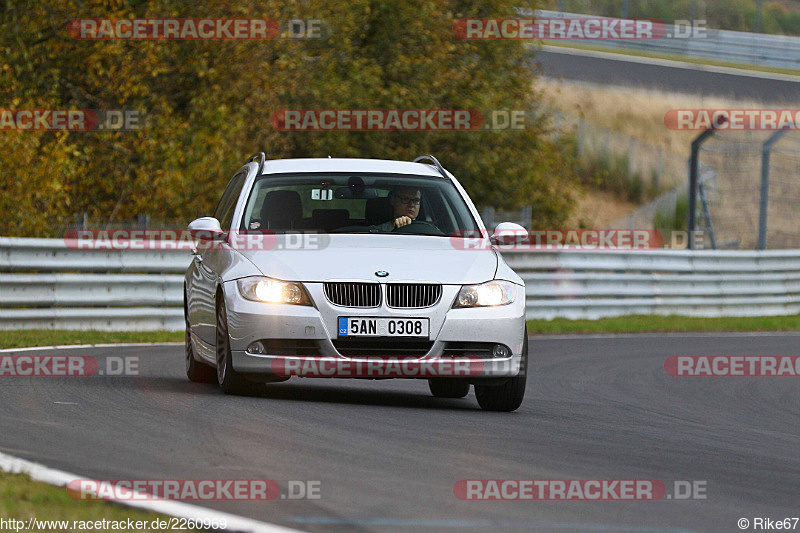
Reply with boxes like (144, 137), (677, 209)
(328, 155), (332, 158)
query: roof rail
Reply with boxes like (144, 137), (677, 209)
(413, 155), (448, 178)
(244, 152), (266, 175)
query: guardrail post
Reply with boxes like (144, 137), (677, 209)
(757, 129), (789, 250)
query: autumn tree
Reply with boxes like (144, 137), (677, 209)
(0, 0), (573, 236)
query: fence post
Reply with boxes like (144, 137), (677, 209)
(521, 205), (532, 229)
(481, 206), (495, 230)
(687, 129), (716, 249)
(655, 148), (663, 191)
(628, 139), (636, 177)
(758, 129), (789, 250)
(754, 0), (762, 33)
(698, 178), (717, 249)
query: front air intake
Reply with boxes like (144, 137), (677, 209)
(324, 282), (381, 308)
(386, 283), (442, 308)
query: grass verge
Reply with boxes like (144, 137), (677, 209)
(0, 330), (183, 350)
(1, 317), (797, 351)
(0, 471), (199, 532)
(527, 314), (800, 334)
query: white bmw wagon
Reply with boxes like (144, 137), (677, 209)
(184, 154), (528, 411)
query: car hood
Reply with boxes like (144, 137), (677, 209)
(236, 234), (497, 284)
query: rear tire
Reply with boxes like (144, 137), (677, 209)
(428, 378), (470, 399)
(216, 297), (255, 395)
(474, 330), (528, 412)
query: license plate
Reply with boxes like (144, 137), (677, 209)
(338, 317), (429, 338)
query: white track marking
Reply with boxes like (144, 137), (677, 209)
(0, 342), (182, 353)
(0, 451), (304, 533)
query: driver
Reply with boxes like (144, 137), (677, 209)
(374, 186), (421, 231)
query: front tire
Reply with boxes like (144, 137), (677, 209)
(216, 297), (254, 395)
(428, 378), (470, 398)
(474, 330), (528, 412)
(185, 322), (215, 383)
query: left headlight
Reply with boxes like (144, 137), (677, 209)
(453, 280), (517, 308)
(237, 277), (312, 306)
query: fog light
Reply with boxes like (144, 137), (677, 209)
(247, 341), (266, 354)
(492, 344), (510, 358)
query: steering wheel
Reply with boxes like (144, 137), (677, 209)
(391, 219), (446, 236)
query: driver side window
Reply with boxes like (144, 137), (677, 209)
(214, 171), (247, 231)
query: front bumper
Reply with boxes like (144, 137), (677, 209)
(223, 280), (527, 379)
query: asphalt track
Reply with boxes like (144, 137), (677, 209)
(535, 48), (800, 104)
(1, 334), (799, 533)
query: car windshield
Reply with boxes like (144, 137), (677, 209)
(239, 173), (479, 236)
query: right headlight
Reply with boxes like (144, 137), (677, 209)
(453, 280), (517, 308)
(237, 276), (312, 306)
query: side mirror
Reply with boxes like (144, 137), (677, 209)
(491, 222), (528, 246)
(188, 216), (224, 243)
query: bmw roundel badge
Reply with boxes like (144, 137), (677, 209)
(375, 271), (389, 277)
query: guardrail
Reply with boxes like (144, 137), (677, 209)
(1, 238), (798, 330)
(505, 249), (800, 319)
(0, 237), (190, 330)
(529, 9), (800, 70)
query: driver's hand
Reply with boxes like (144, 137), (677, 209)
(393, 216), (413, 228)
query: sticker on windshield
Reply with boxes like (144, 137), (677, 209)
(312, 189), (332, 200)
